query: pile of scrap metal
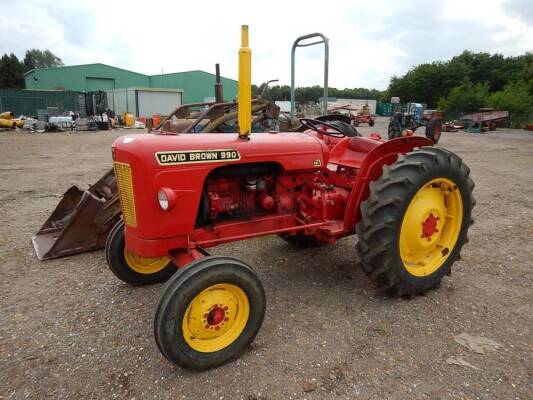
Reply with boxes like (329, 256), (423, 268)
(157, 68), (279, 134)
(32, 65), (281, 260)
(327, 103), (375, 127)
(0, 111), (24, 130)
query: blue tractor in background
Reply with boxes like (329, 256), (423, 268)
(388, 102), (442, 143)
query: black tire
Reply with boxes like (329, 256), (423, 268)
(154, 256), (266, 370)
(369, 119), (375, 127)
(356, 147), (475, 296)
(105, 220), (176, 286)
(426, 118), (443, 144)
(279, 232), (321, 247)
(388, 121), (402, 139)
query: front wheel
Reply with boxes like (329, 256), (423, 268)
(154, 256), (266, 370)
(105, 220), (176, 285)
(369, 119), (375, 127)
(356, 147), (475, 296)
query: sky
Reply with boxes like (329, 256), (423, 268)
(2, 0), (532, 90)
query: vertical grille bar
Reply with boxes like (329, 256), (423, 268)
(113, 162), (137, 227)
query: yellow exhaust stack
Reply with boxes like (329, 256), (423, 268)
(238, 25), (252, 138)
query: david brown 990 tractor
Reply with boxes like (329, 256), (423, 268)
(106, 26), (475, 370)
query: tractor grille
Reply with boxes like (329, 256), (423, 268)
(114, 162), (137, 227)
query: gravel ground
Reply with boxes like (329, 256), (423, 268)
(1, 118), (532, 400)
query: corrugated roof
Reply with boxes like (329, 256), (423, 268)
(25, 63), (237, 82)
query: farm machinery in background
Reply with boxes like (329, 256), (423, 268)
(328, 103), (375, 127)
(387, 102), (443, 143)
(461, 109), (509, 133)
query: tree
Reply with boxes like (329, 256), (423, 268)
(387, 51), (533, 107)
(0, 53), (25, 89)
(23, 49), (63, 71)
(488, 80), (533, 126)
(437, 79), (489, 116)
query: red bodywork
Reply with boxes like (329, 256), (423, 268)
(112, 130), (432, 266)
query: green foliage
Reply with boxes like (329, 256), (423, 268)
(0, 49), (63, 89)
(23, 49), (63, 71)
(0, 54), (25, 89)
(437, 79), (490, 116)
(488, 80), (533, 125)
(256, 84), (383, 103)
(389, 51), (533, 108)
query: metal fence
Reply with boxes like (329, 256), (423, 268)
(0, 89), (82, 117)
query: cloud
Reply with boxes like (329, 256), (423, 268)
(506, 0), (533, 23)
(0, 0), (531, 90)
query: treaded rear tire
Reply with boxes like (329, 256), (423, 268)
(356, 147), (475, 296)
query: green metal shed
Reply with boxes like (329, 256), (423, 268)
(24, 63), (238, 104)
(150, 70), (238, 103)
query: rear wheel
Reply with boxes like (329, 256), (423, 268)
(154, 256), (266, 370)
(105, 220), (176, 285)
(356, 147), (475, 296)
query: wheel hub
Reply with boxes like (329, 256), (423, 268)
(421, 213), (439, 240)
(399, 178), (463, 277)
(206, 305), (228, 327)
(182, 283), (250, 352)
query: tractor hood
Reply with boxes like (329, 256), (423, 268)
(111, 131), (329, 247)
(112, 131), (328, 172)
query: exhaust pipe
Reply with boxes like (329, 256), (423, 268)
(238, 25), (252, 139)
(215, 63), (224, 103)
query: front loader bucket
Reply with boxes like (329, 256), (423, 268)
(32, 168), (121, 260)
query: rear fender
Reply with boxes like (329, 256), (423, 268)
(342, 136), (433, 232)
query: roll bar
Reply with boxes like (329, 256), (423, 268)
(290, 33), (329, 123)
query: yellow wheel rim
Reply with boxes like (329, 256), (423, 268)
(123, 249), (170, 275)
(182, 283), (250, 353)
(399, 178), (463, 277)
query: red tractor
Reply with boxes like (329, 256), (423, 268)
(106, 27), (475, 370)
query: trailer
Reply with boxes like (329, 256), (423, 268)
(462, 109), (509, 133)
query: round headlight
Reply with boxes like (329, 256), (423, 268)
(158, 189), (169, 210)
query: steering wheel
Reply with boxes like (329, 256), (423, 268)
(299, 118), (346, 138)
